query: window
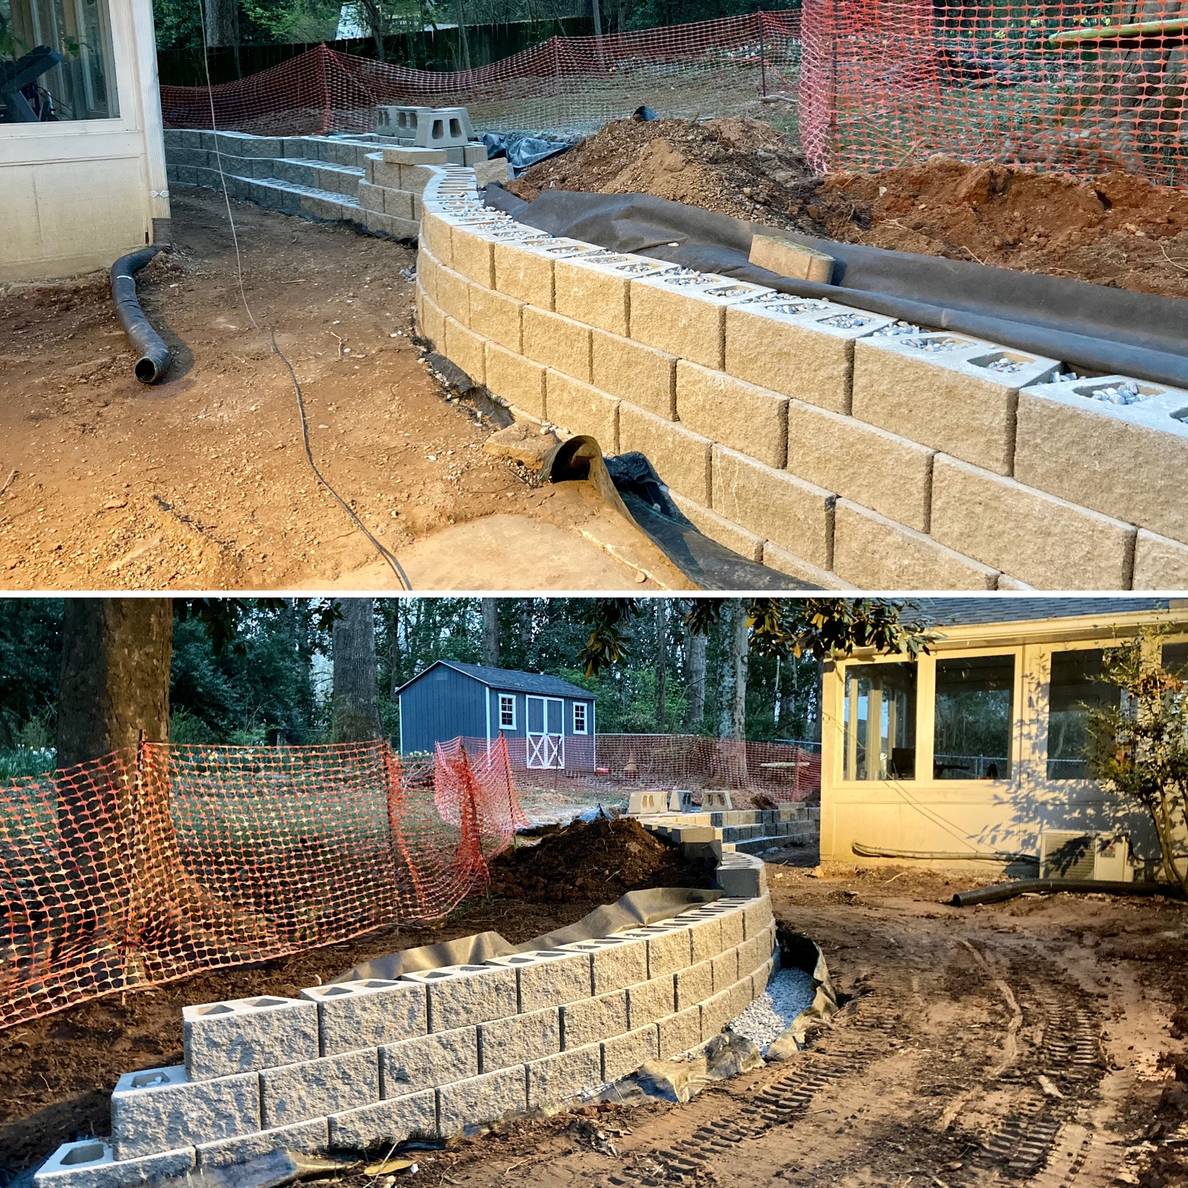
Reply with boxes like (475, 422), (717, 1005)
(1047, 649), (1122, 780)
(2, 0), (119, 125)
(573, 703), (588, 734)
(843, 662), (917, 781)
(1163, 641), (1188, 678)
(933, 654), (1014, 779)
(497, 693), (515, 731)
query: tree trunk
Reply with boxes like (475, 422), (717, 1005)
(386, 600), (402, 700)
(481, 599), (500, 666)
(332, 599), (381, 742)
(715, 603), (749, 787)
(654, 600), (667, 732)
(686, 629), (706, 733)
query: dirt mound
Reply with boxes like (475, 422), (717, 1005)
(487, 815), (710, 903)
(510, 118), (1188, 298)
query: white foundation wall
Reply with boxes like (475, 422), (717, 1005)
(0, 0), (169, 282)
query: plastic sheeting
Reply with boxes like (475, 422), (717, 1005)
(485, 187), (1188, 390)
(480, 131), (575, 175)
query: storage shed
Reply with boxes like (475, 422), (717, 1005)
(397, 660), (597, 771)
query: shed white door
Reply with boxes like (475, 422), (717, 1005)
(526, 696), (565, 769)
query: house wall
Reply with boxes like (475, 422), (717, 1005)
(1, 0), (169, 281)
(818, 625), (1188, 878)
(398, 668), (487, 754)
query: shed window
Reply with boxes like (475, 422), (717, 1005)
(573, 703), (588, 734)
(498, 694), (516, 730)
(843, 662), (917, 781)
(933, 655), (1014, 780)
(1048, 649), (1122, 780)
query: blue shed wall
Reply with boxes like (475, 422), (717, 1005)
(398, 667), (487, 754)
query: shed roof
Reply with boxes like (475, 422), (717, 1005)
(909, 596), (1172, 628)
(398, 659), (593, 700)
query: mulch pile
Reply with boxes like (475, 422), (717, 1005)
(509, 117), (1188, 299)
(487, 814), (711, 903)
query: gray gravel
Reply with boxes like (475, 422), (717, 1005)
(726, 965), (816, 1051)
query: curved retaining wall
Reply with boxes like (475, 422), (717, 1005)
(413, 175), (1188, 592)
(33, 850), (773, 1186)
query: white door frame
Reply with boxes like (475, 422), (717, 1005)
(526, 695), (565, 769)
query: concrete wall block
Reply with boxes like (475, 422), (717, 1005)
(711, 445), (834, 569)
(417, 293), (445, 349)
(402, 963), (519, 1032)
(416, 250), (439, 303)
(716, 854), (767, 898)
(111, 1064), (258, 1160)
(522, 307), (592, 381)
(743, 898), (775, 940)
(484, 342), (546, 417)
(479, 1006), (561, 1071)
(1133, 528), (1188, 589)
(675, 362), (789, 468)
(618, 403), (713, 504)
(261, 1048), (380, 1129)
(1014, 379), (1188, 545)
(475, 156), (512, 186)
(451, 225), (496, 287)
(590, 328), (676, 418)
(725, 296), (895, 414)
(602, 1025), (660, 1083)
(681, 914), (725, 963)
(328, 1089), (436, 1151)
(831, 498), (998, 590)
(786, 397), (935, 532)
(183, 995), (319, 1080)
(492, 241), (554, 307)
(399, 163), (444, 194)
(852, 333), (1059, 475)
(467, 285), (523, 352)
(381, 188), (415, 220)
(526, 1043), (603, 1110)
(381, 1026), (478, 1098)
(365, 153), (404, 189)
(561, 989), (629, 1049)
(627, 923), (694, 978)
(674, 960), (714, 1011)
(485, 948), (595, 1013)
(700, 984), (736, 1038)
(626, 976), (677, 1028)
(420, 213), (454, 267)
(299, 978), (429, 1056)
(557, 935), (647, 995)
(670, 492), (764, 562)
(33, 1140), (194, 1187)
(195, 1119), (327, 1170)
(554, 252), (672, 336)
(546, 371), (620, 449)
(437, 1065), (528, 1137)
(761, 541), (848, 589)
(382, 145), (449, 165)
(930, 455), (1137, 589)
(443, 318), (487, 385)
(656, 1006), (704, 1059)
(434, 264), (470, 323)
(716, 905), (746, 948)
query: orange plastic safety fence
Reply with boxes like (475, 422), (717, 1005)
(0, 739), (521, 1031)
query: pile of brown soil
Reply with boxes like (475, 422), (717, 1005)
(487, 815), (710, 903)
(510, 117), (1188, 299)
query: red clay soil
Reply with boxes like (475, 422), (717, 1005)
(509, 117), (1188, 299)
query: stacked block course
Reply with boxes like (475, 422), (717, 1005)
(412, 175), (1188, 591)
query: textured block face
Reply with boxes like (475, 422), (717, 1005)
(434, 265), (470, 323)
(183, 995), (319, 1080)
(365, 154), (403, 189)
(700, 985), (736, 1037)
(420, 212), (454, 266)
(328, 1090), (436, 1151)
(682, 915), (725, 964)
(261, 1049), (380, 1128)
(416, 250), (439, 302)
(381, 1026), (478, 1097)
(450, 225), (496, 286)
(671, 493), (764, 562)
(357, 180), (386, 212)
(711, 445), (835, 569)
(301, 979), (428, 1056)
(630, 276), (769, 369)
(383, 189), (415, 220)
(761, 541), (844, 588)
(626, 976), (677, 1027)
(559, 936), (648, 994)
(399, 163), (444, 194)
(437, 1065), (528, 1135)
(480, 1007), (561, 1071)
(657, 1006), (704, 1058)
(618, 404), (712, 503)
(467, 285), (523, 352)
(930, 455), (1136, 589)
(492, 241), (554, 306)
(831, 499), (998, 590)
(545, 372), (619, 449)
(591, 329), (676, 418)
(33, 1140), (195, 1187)
(674, 960), (715, 1010)
(417, 293), (445, 349)
(553, 255), (632, 335)
(382, 145), (448, 165)
(675, 362), (789, 468)
(561, 990), (629, 1049)
(404, 963), (519, 1032)
(488, 949), (594, 1013)
(526, 1043), (603, 1110)
(484, 343), (546, 416)
(632, 925), (693, 978)
(196, 1119), (328, 1169)
(1133, 529), (1188, 589)
(443, 318), (487, 384)
(602, 1025), (660, 1082)
(716, 906), (745, 949)
(744, 898), (775, 939)
(785, 398), (935, 531)
(522, 307), (592, 380)
(112, 1064), (259, 1159)
(1015, 389), (1188, 546)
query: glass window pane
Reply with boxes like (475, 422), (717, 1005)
(844, 662), (917, 781)
(1163, 642), (1188, 678)
(934, 654), (1014, 779)
(1, 0), (119, 124)
(1047, 649), (1122, 780)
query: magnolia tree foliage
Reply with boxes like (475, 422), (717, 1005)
(1087, 632), (1188, 896)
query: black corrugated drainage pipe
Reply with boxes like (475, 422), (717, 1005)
(950, 879), (1184, 907)
(852, 841), (1038, 864)
(111, 244), (172, 384)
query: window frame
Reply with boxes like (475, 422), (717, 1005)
(497, 693), (516, 731)
(931, 650), (1019, 783)
(572, 702), (588, 735)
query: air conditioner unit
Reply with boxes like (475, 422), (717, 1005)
(1039, 831), (1132, 882)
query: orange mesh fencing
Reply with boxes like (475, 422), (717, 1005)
(0, 738), (521, 1031)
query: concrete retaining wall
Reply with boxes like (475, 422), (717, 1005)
(412, 177), (1188, 592)
(33, 847), (774, 1186)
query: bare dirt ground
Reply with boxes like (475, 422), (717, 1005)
(509, 118), (1188, 300)
(0, 189), (688, 592)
